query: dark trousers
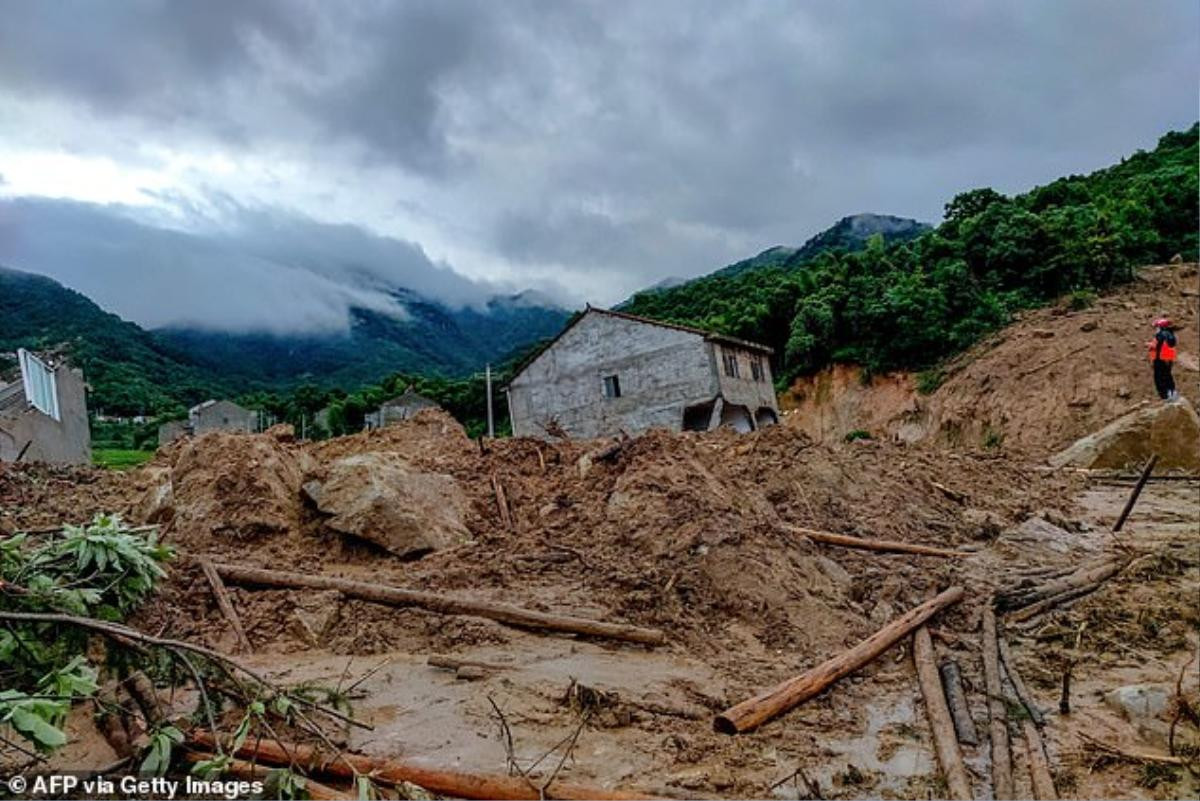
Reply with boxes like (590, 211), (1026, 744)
(1153, 359), (1175, 399)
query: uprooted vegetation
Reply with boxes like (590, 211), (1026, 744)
(1, 402), (1197, 798)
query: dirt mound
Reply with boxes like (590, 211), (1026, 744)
(1049, 397), (1200, 472)
(310, 408), (475, 468)
(0, 461), (138, 532)
(163, 430), (314, 548)
(781, 262), (1200, 456)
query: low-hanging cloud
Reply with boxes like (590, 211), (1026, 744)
(0, 196), (506, 333)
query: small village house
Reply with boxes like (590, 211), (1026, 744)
(158, 399), (258, 445)
(364, 385), (440, 429)
(0, 349), (91, 465)
(505, 308), (779, 439)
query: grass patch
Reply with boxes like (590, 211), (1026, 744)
(916, 368), (945, 395)
(844, 429), (873, 442)
(93, 449), (154, 470)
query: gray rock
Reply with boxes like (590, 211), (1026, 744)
(1104, 683), (1171, 722)
(307, 452), (471, 559)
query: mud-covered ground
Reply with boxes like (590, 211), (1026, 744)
(2, 409), (1196, 799)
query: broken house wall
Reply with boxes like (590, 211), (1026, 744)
(507, 312), (720, 438)
(713, 342), (780, 426)
(0, 365), (91, 465)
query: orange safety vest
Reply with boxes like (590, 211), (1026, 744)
(1148, 337), (1177, 362)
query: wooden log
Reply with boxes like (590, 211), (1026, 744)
(183, 750), (349, 800)
(785, 525), (968, 559)
(714, 586), (964, 734)
(938, 658), (979, 746)
(1021, 720), (1057, 800)
(982, 606), (1014, 801)
(491, 472), (513, 529)
(198, 557), (252, 652)
(1112, 453), (1157, 532)
(996, 559), (1122, 613)
(427, 654), (513, 672)
(997, 632), (1045, 727)
(212, 563), (665, 647)
(187, 731), (658, 800)
(913, 627), (974, 800)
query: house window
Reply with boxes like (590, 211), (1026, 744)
(603, 374), (622, 398)
(723, 351), (740, 378)
(750, 357), (763, 382)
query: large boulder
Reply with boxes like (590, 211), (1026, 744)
(1048, 399), (1200, 473)
(304, 452), (471, 559)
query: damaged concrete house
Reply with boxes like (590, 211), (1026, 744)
(505, 307), (779, 438)
(0, 348), (91, 465)
(364, 385), (440, 429)
(158, 399), (258, 445)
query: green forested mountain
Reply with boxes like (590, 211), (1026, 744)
(623, 125), (1199, 385)
(0, 266), (567, 419)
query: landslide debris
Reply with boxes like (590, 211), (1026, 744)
(1049, 397), (1200, 472)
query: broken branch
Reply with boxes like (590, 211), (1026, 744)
(198, 557), (252, 652)
(785, 525), (968, 559)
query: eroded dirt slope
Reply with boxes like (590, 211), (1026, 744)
(782, 262), (1200, 457)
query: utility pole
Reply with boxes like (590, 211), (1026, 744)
(485, 363), (495, 439)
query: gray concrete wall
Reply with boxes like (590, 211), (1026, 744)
(713, 342), (780, 422)
(507, 312), (719, 438)
(0, 365), (91, 465)
(192, 401), (256, 435)
(158, 420), (188, 446)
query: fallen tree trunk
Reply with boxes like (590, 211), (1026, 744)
(982, 606), (1014, 801)
(1021, 720), (1058, 800)
(997, 633), (1045, 727)
(714, 586), (964, 734)
(939, 659), (979, 746)
(212, 563), (665, 647)
(188, 732), (658, 800)
(1112, 453), (1157, 532)
(198, 557), (252, 652)
(785, 525), (967, 559)
(913, 626), (974, 800)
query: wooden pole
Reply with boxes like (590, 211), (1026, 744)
(913, 626), (974, 800)
(714, 586), (964, 734)
(187, 732), (658, 801)
(982, 606), (1014, 800)
(997, 632), (1044, 727)
(1021, 719), (1057, 799)
(212, 563), (665, 647)
(1112, 453), (1157, 532)
(939, 658), (979, 746)
(486, 364), (495, 439)
(198, 558), (252, 652)
(997, 558), (1123, 614)
(785, 525), (967, 559)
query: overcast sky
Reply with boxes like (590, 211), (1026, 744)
(1, 0), (1196, 333)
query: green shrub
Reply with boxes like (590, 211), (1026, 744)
(916, 369), (945, 395)
(844, 429), (873, 442)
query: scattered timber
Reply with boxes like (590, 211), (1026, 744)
(997, 632), (1045, 726)
(491, 473), (514, 529)
(187, 732), (659, 801)
(785, 525), (968, 559)
(1112, 453), (1158, 532)
(212, 563), (666, 647)
(996, 558), (1123, 615)
(1021, 720), (1058, 800)
(913, 626), (974, 800)
(982, 606), (1014, 801)
(1077, 731), (1185, 766)
(198, 557), (252, 652)
(427, 654), (514, 672)
(938, 658), (979, 746)
(714, 586), (964, 734)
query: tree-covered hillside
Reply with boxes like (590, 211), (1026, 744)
(623, 125), (1199, 385)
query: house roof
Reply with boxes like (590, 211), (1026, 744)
(381, 386), (438, 408)
(503, 306), (773, 389)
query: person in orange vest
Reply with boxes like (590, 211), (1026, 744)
(1149, 317), (1178, 401)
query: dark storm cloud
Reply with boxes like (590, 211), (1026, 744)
(1, 0), (1196, 312)
(0, 196), (503, 333)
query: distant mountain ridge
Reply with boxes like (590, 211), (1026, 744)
(0, 264), (570, 415)
(624, 213), (930, 303)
